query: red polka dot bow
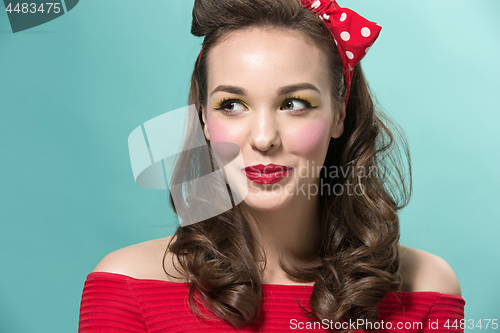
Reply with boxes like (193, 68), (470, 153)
(300, 0), (382, 107)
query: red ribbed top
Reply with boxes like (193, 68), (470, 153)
(78, 272), (465, 333)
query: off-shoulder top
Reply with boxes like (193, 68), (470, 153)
(78, 272), (465, 332)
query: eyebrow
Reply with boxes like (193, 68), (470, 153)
(210, 83), (321, 97)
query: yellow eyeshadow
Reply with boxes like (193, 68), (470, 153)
(284, 94), (320, 108)
(213, 97), (249, 110)
(308, 100), (320, 108)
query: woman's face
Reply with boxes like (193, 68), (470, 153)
(202, 27), (345, 212)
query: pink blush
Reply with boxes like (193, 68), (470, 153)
(206, 116), (242, 146)
(286, 121), (330, 156)
(207, 120), (229, 143)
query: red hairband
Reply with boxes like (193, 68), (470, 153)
(197, 0), (381, 107)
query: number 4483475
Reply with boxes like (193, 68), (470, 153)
(5, 3), (61, 14)
(444, 319), (498, 330)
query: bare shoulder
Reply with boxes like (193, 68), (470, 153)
(92, 235), (188, 282)
(398, 244), (462, 296)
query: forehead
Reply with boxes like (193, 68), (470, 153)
(206, 27), (331, 96)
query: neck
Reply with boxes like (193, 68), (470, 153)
(242, 193), (323, 284)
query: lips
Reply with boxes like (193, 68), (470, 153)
(242, 164), (293, 185)
(244, 163), (291, 174)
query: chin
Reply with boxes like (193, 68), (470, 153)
(242, 190), (293, 213)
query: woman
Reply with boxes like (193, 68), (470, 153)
(78, 0), (465, 332)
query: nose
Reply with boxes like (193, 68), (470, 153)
(248, 109), (281, 153)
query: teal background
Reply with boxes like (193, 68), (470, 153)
(0, 0), (498, 332)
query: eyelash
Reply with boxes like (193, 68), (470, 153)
(214, 95), (317, 115)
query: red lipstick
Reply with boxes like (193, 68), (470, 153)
(242, 163), (293, 185)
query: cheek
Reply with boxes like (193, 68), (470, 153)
(206, 115), (250, 170)
(285, 119), (331, 157)
(207, 121), (227, 142)
(206, 113), (243, 144)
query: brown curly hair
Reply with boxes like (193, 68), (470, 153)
(163, 0), (412, 331)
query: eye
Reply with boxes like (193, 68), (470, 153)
(280, 96), (317, 114)
(214, 98), (247, 114)
(281, 99), (308, 111)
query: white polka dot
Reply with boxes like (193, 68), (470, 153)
(323, 13), (330, 20)
(365, 46), (371, 53)
(311, 0), (321, 9)
(340, 31), (350, 41)
(333, 38), (338, 45)
(346, 51), (354, 60)
(361, 27), (371, 37)
(349, 64), (352, 71)
(340, 12), (347, 22)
